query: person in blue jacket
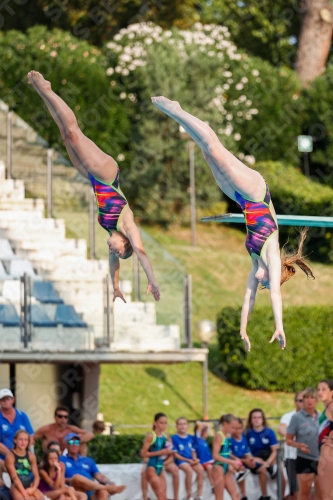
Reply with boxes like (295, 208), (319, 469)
(193, 421), (214, 492)
(172, 417), (204, 500)
(245, 409), (286, 500)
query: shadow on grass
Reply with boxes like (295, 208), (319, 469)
(145, 367), (201, 417)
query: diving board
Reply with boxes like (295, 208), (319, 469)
(201, 213), (333, 228)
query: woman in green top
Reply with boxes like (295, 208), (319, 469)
(212, 414), (242, 500)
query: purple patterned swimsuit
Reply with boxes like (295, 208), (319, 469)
(88, 167), (128, 233)
(235, 182), (278, 258)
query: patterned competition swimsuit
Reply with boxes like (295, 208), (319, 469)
(235, 182), (278, 258)
(147, 431), (167, 476)
(88, 166), (128, 234)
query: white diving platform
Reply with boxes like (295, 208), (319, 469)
(201, 213), (333, 227)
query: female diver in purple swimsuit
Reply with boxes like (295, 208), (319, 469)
(27, 71), (160, 302)
(152, 96), (314, 350)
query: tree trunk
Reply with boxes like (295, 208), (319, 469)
(296, 0), (333, 87)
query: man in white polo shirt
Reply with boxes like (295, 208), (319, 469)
(278, 391), (304, 500)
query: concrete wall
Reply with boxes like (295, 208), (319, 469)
(15, 363), (59, 430)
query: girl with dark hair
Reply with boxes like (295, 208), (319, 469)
(246, 409), (286, 500)
(38, 450), (77, 500)
(317, 380), (333, 500)
(152, 96), (315, 351)
(141, 413), (173, 500)
(5, 430), (44, 500)
(212, 414), (242, 500)
(28, 70), (160, 303)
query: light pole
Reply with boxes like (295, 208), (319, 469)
(180, 126), (196, 247)
(297, 135), (313, 178)
(196, 319), (216, 420)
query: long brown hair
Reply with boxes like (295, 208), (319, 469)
(280, 228), (315, 285)
(245, 408), (268, 431)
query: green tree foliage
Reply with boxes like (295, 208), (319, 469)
(102, 23), (300, 223)
(217, 305), (333, 391)
(0, 0), (199, 46)
(0, 26), (129, 158)
(200, 0), (301, 67)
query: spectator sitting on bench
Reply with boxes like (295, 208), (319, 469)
(34, 407), (94, 456)
(59, 432), (126, 498)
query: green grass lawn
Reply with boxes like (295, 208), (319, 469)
(99, 361), (298, 434)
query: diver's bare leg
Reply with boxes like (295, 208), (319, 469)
(28, 71), (117, 183)
(151, 96), (265, 201)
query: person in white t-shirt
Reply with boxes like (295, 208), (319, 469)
(278, 391), (304, 500)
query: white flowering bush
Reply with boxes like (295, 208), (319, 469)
(103, 23), (301, 222)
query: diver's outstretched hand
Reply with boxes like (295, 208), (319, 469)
(240, 331), (251, 352)
(147, 281), (160, 302)
(113, 288), (127, 303)
(269, 329), (286, 350)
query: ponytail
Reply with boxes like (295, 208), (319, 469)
(280, 228), (315, 285)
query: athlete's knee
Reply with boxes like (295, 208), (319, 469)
(62, 122), (79, 143)
(195, 464), (204, 477)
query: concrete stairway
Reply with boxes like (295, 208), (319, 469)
(0, 103), (180, 351)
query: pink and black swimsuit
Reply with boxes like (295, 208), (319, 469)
(88, 166), (128, 234)
(235, 182), (278, 258)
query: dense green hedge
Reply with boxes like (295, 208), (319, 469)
(87, 435), (144, 464)
(227, 160), (333, 261)
(217, 305), (333, 392)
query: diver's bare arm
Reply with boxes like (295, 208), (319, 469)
(240, 266), (258, 351)
(109, 253), (126, 302)
(267, 250), (285, 349)
(125, 222), (160, 301)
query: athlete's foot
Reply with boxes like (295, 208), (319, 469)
(27, 70), (51, 95)
(106, 484), (126, 495)
(151, 96), (182, 117)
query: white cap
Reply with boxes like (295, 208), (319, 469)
(0, 389), (14, 400)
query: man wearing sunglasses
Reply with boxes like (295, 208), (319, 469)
(34, 406), (94, 456)
(278, 391), (304, 500)
(60, 433), (126, 497)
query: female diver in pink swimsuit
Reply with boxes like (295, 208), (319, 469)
(152, 96), (314, 350)
(28, 71), (160, 302)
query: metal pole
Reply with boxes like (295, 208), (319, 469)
(276, 440), (283, 500)
(89, 187), (96, 259)
(20, 273), (31, 348)
(183, 274), (192, 348)
(304, 152), (310, 178)
(133, 253), (140, 301)
(6, 111), (12, 179)
(47, 148), (53, 218)
(189, 140), (196, 246)
(202, 341), (208, 420)
(103, 274), (113, 348)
